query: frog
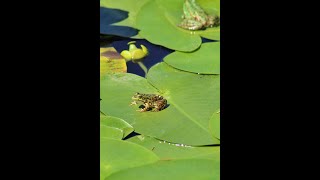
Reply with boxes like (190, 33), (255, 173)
(130, 92), (167, 112)
(178, 0), (220, 31)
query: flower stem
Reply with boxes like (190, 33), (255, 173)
(137, 61), (148, 77)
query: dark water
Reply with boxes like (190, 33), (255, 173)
(112, 39), (174, 77)
(108, 37), (215, 77)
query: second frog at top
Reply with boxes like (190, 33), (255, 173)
(178, 0), (220, 31)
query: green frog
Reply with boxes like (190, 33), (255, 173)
(130, 92), (167, 112)
(178, 0), (220, 31)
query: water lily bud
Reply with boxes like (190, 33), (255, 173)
(120, 41), (149, 62)
(131, 49), (147, 60)
(120, 50), (132, 61)
(128, 41), (138, 51)
(141, 45), (149, 55)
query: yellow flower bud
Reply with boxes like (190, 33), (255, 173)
(120, 41), (149, 62)
(140, 45), (149, 55)
(120, 50), (132, 61)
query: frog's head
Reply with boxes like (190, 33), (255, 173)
(207, 15), (220, 27)
(132, 92), (143, 100)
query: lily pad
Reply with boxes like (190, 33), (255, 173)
(136, 0), (200, 52)
(100, 125), (123, 140)
(106, 159), (220, 180)
(100, 0), (150, 39)
(196, 26), (220, 40)
(100, 138), (159, 179)
(100, 47), (127, 78)
(209, 109), (220, 140)
(135, 0), (220, 51)
(198, 0), (220, 16)
(100, 111), (106, 117)
(127, 135), (220, 160)
(100, 62), (220, 146)
(164, 42), (220, 74)
(100, 116), (134, 139)
(195, 0), (220, 40)
(100, 7), (139, 37)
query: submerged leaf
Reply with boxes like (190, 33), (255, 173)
(100, 47), (127, 78)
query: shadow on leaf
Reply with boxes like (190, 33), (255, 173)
(100, 7), (139, 37)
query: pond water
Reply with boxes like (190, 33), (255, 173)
(105, 37), (215, 77)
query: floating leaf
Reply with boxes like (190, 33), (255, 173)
(100, 47), (127, 78)
(136, 0), (201, 52)
(100, 7), (139, 37)
(100, 111), (106, 117)
(196, 27), (220, 40)
(100, 138), (159, 179)
(100, 62), (220, 146)
(101, 0), (219, 42)
(209, 109), (220, 140)
(100, 125), (123, 140)
(198, 0), (220, 15)
(164, 42), (220, 74)
(127, 135), (220, 160)
(106, 159), (220, 180)
(100, 116), (134, 139)
(195, 0), (220, 40)
(135, 0), (220, 51)
(100, 0), (150, 39)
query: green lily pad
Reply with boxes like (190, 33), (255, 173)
(101, 0), (220, 42)
(135, 0), (220, 51)
(106, 159), (220, 180)
(164, 42), (220, 74)
(100, 0), (150, 39)
(192, 0), (220, 40)
(198, 0), (220, 16)
(100, 138), (159, 179)
(100, 7), (140, 38)
(161, 0), (220, 41)
(100, 125), (123, 140)
(100, 62), (220, 146)
(100, 116), (134, 139)
(196, 26), (220, 40)
(127, 135), (220, 160)
(209, 109), (220, 140)
(100, 111), (106, 117)
(136, 0), (201, 52)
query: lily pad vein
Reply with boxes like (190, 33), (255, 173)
(168, 97), (210, 134)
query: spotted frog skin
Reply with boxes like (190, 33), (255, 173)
(178, 0), (220, 31)
(130, 92), (167, 112)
